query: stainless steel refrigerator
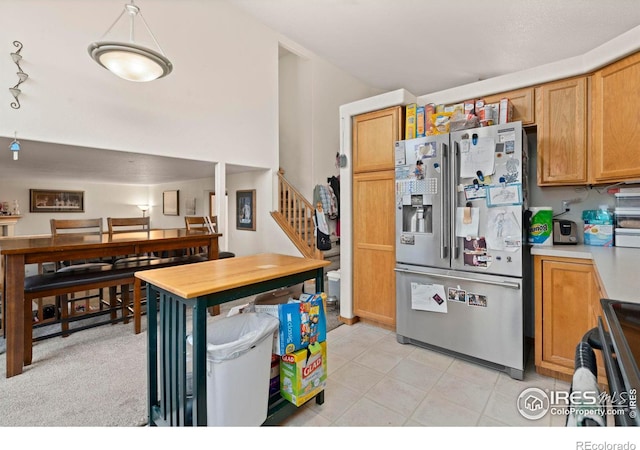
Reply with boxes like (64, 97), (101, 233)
(394, 121), (530, 380)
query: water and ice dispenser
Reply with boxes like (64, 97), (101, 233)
(401, 194), (432, 234)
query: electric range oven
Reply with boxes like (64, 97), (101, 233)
(597, 299), (640, 426)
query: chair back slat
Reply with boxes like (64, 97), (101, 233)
(107, 217), (150, 236)
(184, 216), (217, 233)
(50, 218), (103, 236)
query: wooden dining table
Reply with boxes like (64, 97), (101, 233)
(1, 228), (221, 378)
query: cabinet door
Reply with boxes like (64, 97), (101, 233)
(592, 51), (640, 182)
(353, 170), (396, 327)
(535, 257), (599, 380)
(535, 77), (589, 185)
(484, 87), (535, 125)
(352, 106), (402, 173)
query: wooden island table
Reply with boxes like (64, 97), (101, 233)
(1, 229), (220, 378)
(135, 252), (330, 426)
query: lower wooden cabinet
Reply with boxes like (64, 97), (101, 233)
(352, 170), (396, 327)
(534, 255), (607, 386)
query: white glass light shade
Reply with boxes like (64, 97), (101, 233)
(89, 42), (172, 82)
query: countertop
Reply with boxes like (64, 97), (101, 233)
(530, 244), (640, 304)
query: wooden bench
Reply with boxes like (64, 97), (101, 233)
(24, 255), (207, 340)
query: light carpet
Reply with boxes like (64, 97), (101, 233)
(0, 320), (148, 427)
(0, 296), (342, 427)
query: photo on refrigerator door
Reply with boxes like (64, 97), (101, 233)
(463, 237), (492, 268)
(447, 287), (466, 303)
(467, 293), (488, 307)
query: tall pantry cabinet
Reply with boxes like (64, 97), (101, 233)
(352, 106), (402, 328)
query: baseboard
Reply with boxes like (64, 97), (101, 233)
(338, 315), (359, 326)
(356, 317), (395, 331)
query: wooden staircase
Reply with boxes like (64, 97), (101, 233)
(271, 170), (324, 260)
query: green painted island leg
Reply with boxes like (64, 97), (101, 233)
(146, 266), (328, 427)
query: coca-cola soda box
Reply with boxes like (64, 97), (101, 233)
(280, 341), (327, 406)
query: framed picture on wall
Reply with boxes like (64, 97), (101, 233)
(236, 189), (256, 231)
(163, 190), (179, 216)
(29, 189), (84, 213)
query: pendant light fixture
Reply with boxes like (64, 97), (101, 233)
(88, 1), (172, 82)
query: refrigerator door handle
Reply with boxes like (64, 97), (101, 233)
(440, 142), (449, 259)
(394, 268), (521, 290)
(451, 141), (460, 259)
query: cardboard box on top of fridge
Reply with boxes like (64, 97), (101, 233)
(499, 98), (513, 124)
(416, 105), (426, 138)
(405, 103), (417, 139)
(280, 341), (327, 406)
(464, 100), (475, 116)
(424, 103), (436, 135)
(254, 292), (326, 355)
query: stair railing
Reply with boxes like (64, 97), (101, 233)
(273, 170), (323, 259)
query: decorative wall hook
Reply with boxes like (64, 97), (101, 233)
(9, 41), (28, 109)
(9, 132), (21, 161)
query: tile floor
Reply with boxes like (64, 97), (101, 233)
(278, 321), (569, 427)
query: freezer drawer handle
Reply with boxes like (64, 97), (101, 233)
(394, 268), (521, 290)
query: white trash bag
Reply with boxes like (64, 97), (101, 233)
(187, 312), (279, 363)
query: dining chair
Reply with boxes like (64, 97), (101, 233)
(107, 216), (159, 324)
(107, 216), (156, 262)
(184, 215), (233, 318)
(184, 216), (235, 259)
(184, 215), (217, 232)
(49, 218), (112, 334)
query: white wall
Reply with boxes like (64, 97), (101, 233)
(0, 0), (380, 257)
(1, 178), (148, 236)
(310, 54), (382, 191)
(279, 51), (313, 198)
(0, 1), (279, 168)
(1, 176), (218, 237)
(279, 45), (382, 201)
(227, 170), (299, 257)
(148, 178), (216, 229)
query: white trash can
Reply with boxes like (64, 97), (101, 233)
(187, 312), (279, 426)
(327, 269), (341, 300)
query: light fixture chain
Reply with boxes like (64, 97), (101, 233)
(137, 11), (167, 56)
(98, 8), (127, 41)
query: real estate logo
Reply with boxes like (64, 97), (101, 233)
(517, 387), (550, 420)
(517, 387), (637, 421)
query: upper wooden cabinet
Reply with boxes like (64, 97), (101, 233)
(352, 106), (403, 173)
(592, 51), (640, 183)
(484, 87), (535, 125)
(535, 77), (589, 186)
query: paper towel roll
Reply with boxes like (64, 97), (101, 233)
(528, 207), (553, 246)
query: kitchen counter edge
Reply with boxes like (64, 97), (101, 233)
(530, 244), (640, 304)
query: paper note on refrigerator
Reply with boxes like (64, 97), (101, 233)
(485, 208), (521, 251)
(411, 282), (447, 313)
(455, 207), (480, 237)
(459, 137), (495, 178)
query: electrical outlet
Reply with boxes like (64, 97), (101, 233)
(562, 200), (571, 212)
